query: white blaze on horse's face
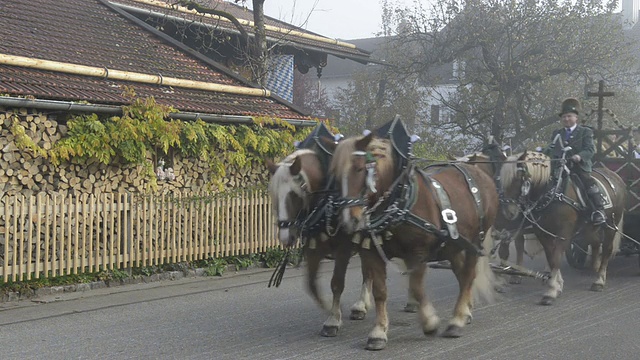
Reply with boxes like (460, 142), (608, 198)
(275, 176), (305, 246)
(268, 154), (310, 247)
(341, 172), (356, 233)
(341, 152), (368, 233)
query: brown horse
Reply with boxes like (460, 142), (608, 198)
(460, 145), (529, 284)
(330, 134), (499, 350)
(499, 151), (626, 305)
(267, 148), (417, 337)
(266, 149), (367, 337)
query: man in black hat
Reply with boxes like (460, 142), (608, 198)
(543, 97), (606, 225)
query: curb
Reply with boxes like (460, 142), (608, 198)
(1, 263), (271, 303)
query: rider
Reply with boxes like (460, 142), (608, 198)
(543, 97), (606, 225)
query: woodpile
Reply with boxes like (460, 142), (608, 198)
(0, 107), (269, 199)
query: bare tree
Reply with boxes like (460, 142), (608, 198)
(384, 0), (639, 148)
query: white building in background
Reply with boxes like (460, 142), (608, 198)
(319, 0), (640, 128)
(623, 0), (640, 27)
(317, 37), (457, 127)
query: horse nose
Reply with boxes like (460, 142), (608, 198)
(341, 206), (365, 233)
(278, 228), (291, 245)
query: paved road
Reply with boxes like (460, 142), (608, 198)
(1, 253), (640, 360)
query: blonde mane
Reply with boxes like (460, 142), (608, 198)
(368, 138), (394, 179)
(330, 136), (395, 180)
(500, 151), (552, 192)
(330, 137), (358, 178)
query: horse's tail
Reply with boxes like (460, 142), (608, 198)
(473, 226), (500, 305)
(304, 246), (330, 311)
(611, 213), (624, 257)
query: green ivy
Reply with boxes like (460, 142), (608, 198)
(8, 87), (319, 191)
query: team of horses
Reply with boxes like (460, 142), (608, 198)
(266, 121), (627, 351)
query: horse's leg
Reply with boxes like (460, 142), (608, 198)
(360, 248), (389, 351)
(539, 237), (564, 305)
(442, 250), (476, 338)
(403, 258), (420, 313)
(349, 256), (372, 320)
(304, 243), (329, 311)
(320, 239), (352, 337)
(496, 235), (513, 288)
(510, 232), (525, 284)
(590, 233), (602, 273)
(403, 259), (440, 335)
(591, 215), (624, 291)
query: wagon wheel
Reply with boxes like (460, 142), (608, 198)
(565, 237), (588, 269)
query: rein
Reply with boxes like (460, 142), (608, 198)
(503, 154), (586, 241)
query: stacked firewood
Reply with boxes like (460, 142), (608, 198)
(0, 107), (269, 198)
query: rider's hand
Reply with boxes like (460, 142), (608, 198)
(571, 154), (581, 163)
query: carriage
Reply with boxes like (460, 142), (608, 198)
(267, 104), (636, 349)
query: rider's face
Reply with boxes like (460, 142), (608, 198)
(561, 113), (578, 128)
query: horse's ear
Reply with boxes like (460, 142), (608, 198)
(446, 153), (456, 161)
(468, 154), (478, 162)
(265, 158), (278, 174)
(289, 156), (302, 176)
(518, 151), (528, 161)
(355, 132), (374, 151)
(319, 137), (337, 152)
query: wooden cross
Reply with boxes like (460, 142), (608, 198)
(587, 80), (614, 131)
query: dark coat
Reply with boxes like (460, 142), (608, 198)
(543, 125), (595, 172)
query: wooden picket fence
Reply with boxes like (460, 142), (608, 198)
(0, 189), (279, 282)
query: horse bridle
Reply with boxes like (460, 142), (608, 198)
(500, 162), (532, 220)
(277, 172), (310, 230)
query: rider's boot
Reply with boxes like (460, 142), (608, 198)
(586, 184), (607, 226)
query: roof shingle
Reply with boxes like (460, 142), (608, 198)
(0, 0), (310, 119)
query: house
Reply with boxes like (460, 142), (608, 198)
(318, 36), (457, 129)
(109, 0), (374, 102)
(0, 0), (372, 196)
(318, 0), (640, 133)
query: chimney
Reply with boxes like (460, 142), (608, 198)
(623, 0), (640, 27)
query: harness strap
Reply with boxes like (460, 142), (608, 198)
(452, 164), (485, 231)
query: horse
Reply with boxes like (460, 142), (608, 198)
(330, 133), (499, 350)
(459, 144), (531, 284)
(499, 151), (626, 305)
(266, 147), (418, 337)
(266, 148), (369, 337)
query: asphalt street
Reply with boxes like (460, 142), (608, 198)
(1, 251), (640, 360)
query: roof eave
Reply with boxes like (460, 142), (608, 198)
(100, 0), (311, 116)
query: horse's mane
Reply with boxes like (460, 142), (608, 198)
(368, 138), (394, 179)
(330, 137), (358, 178)
(500, 151), (552, 191)
(268, 149), (316, 201)
(330, 137), (395, 181)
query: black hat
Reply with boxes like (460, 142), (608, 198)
(559, 98), (581, 116)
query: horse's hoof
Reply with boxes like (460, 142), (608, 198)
(320, 325), (339, 337)
(590, 283), (604, 292)
(403, 303), (419, 313)
(423, 326), (439, 336)
(365, 338), (387, 351)
(350, 310), (366, 320)
(509, 275), (522, 285)
(442, 324), (463, 338)
(539, 296), (555, 306)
